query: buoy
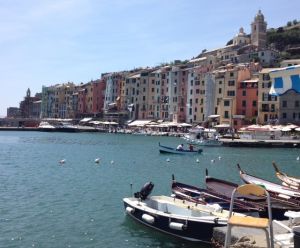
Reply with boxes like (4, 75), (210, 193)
(196, 158), (200, 163)
(166, 158), (170, 162)
(211, 159), (215, 163)
(95, 158), (100, 163)
(59, 159), (66, 164)
(297, 156), (299, 161)
(110, 160), (114, 164)
(218, 156), (222, 160)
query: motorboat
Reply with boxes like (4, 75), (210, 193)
(55, 122), (79, 132)
(158, 143), (202, 155)
(123, 182), (243, 243)
(38, 121), (56, 132)
(183, 127), (222, 147)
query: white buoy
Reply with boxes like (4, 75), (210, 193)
(166, 158), (170, 162)
(218, 156), (222, 160)
(196, 158), (200, 163)
(59, 159), (66, 165)
(95, 158), (100, 163)
(211, 159), (215, 163)
(297, 156), (299, 161)
(110, 160), (114, 164)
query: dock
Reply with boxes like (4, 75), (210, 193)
(221, 138), (300, 148)
(212, 220), (294, 247)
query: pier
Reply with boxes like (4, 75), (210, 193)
(221, 138), (300, 148)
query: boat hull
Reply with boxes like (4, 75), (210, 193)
(123, 197), (226, 243)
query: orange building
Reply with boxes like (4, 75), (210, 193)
(236, 79), (259, 128)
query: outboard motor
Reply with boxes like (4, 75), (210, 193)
(134, 182), (154, 200)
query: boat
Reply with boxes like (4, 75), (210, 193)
(238, 164), (300, 200)
(171, 175), (264, 214)
(206, 169), (300, 219)
(123, 182), (242, 243)
(158, 143), (202, 155)
(272, 162), (300, 189)
(38, 121), (56, 132)
(55, 122), (79, 132)
(183, 127), (222, 147)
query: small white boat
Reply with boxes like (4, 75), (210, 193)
(38, 121), (56, 132)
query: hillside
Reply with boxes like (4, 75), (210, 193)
(267, 24), (300, 59)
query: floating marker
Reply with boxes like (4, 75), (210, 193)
(166, 158), (170, 162)
(196, 158), (200, 163)
(95, 158), (100, 163)
(59, 159), (66, 164)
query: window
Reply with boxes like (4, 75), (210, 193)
(242, 90), (246, 96)
(227, 91), (235, 96)
(282, 101), (287, 108)
(224, 100), (230, 107)
(196, 89), (200, 94)
(242, 100), (246, 107)
(282, 113), (287, 119)
(295, 101), (299, 107)
(219, 88), (222, 94)
(228, 80), (235, 86)
(224, 111), (229, 118)
(252, 101), (257, 107)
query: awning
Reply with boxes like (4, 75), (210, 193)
(208, 115), (220, 118)
(178, 123), (192, 127)
(127, 120), (152, 127)
(80, 118), (92, 122)
(214, 124), (231, 128)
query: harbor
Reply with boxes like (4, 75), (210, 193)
(1, 131), (300, 247)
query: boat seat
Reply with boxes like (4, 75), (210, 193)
(224, 184), (274, 248)
(228, 215), (269, 228)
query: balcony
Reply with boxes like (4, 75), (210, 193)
(259, 108), (278, 113)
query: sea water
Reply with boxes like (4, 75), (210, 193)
(0, 131), (299, 248)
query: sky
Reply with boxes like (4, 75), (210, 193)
(0, 0), (299, 117)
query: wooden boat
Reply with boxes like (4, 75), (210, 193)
(238, 164), (300, 200)
(171, 175), (264, 214)
(158, 143), (202, 155)
(206, 169), (300, 219)
(272, 162), (300, 189)
(123, 182), (242, 243)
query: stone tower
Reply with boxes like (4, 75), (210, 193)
(251, 10), (267, 49)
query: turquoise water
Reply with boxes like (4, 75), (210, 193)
(1, 131), (300, 248)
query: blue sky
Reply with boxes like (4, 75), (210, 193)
(0, 0), (299, 116)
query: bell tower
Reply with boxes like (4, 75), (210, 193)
(251, 10), (267, 49)
(26, 88), (31, 98)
